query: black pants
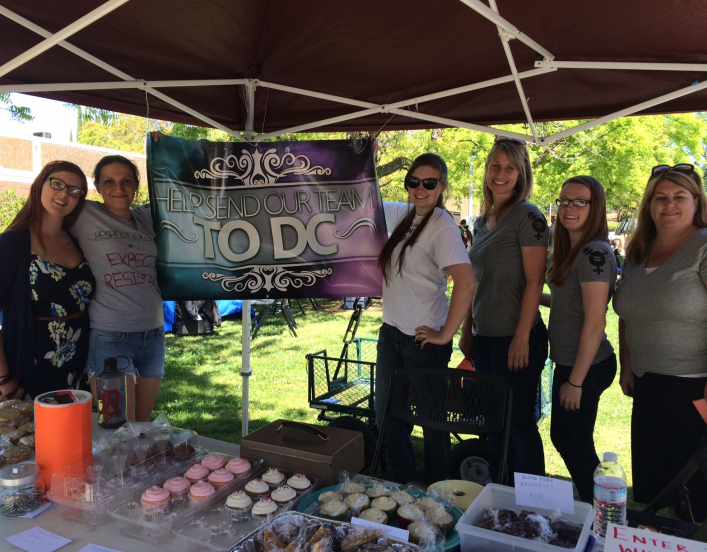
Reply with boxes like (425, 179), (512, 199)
(475, 321), (548, 482)
(550, 354), (617, 503)
(632, 372), (707, 521)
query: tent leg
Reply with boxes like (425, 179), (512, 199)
(241, 300), (252, 438)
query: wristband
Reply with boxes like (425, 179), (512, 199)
(566, 380), (582, 388)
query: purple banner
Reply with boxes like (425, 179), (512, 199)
(147, 135), (387, 300)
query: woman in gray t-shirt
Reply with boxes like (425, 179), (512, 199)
(541, 176), (617, 504)
(613, 165), (707, 519)
(459, 137), (549, 482)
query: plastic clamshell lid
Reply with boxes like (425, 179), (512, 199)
(0, 463), (41, 487)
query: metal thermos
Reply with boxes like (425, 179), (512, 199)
(96, 358), (127, 429)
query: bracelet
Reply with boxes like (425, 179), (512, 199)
(0, 375), (20, 398)
(566, 380), (582, 388)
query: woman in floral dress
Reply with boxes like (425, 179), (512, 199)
(0, 161), (95, 399)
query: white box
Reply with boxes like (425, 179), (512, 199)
(456, 483), (594, 552)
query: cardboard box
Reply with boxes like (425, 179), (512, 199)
(240, 419), (364, 486)
(456, 483), (594, 552)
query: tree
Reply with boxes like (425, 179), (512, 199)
(0, 93), (33, 122)
(78, 114), (161, 153)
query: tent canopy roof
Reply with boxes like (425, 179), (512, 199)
(2, 0), (707, 143)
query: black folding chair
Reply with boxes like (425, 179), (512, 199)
(370, 368), (512, 486)
(627, 433), (707, 541)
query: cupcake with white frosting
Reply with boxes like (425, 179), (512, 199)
(271, 484), (297, 508)
(251, 497), (278, 522)
(224, 490), (253, 522)
(287, 473), (312, 492)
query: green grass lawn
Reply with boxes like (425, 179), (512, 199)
(156, 289), (639, 505)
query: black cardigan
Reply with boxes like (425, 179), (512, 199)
(0, 229), (35, 393)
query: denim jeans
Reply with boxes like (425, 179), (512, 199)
(375, 323), (452, 480)
(474, 321), (548, 483)
(550, 354), (617, 503)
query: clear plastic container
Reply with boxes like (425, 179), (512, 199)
(110, 455), (266, 543)
(0, 462), (45, 517)
(47, 425), (200, 521)
(456, 483), (594, 552)
(172, 468), (320, 551)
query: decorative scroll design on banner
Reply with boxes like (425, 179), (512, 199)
(333, 218), (377, 239)
(203, 266), (332, 293)
(194, 148), (332, 186)
(161, 220), (198, 242)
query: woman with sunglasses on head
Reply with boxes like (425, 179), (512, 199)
(613, 163), (707, 520)
(540, 177), (617, 503)
(376, 153), (475, 480)
(0, 161), (94, 399)
(69, 155), (164, 423)
(459, 137), (548, 482)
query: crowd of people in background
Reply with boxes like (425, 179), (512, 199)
(0, 135), (705, 521)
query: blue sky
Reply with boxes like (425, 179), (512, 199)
(1, 93), (78, 142)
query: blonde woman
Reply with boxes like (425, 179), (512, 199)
(459, 137), (548, 482)
(613, 164), (707, 520)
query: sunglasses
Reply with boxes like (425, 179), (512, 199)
(651, 164), (694, 177)
(494, 136), (526, 146)
(556, 198), (591, 208)
(46, 177), (86, 198)
(406, 176), (442, 190)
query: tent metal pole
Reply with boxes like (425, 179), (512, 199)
(457, 0), (555, 60)
(0, 0), (130, 79)
(0, 78), (249, 94)
(0, 5), (244, 140)
(240, 82), (256, 438)
(536, 61), (707, 72)
(539, 79), (707, 144)
(487, 0), (537, 142)
(259, 67), (554, 112)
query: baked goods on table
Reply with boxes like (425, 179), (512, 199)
(476, 507), (583, 548)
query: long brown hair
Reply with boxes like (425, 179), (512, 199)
(480, 138), (533, 223)
(547, 176), (609, 286)
(6, 161), (88, 250)
(377, 153), (447, 284)
(625, 170), (707, 264)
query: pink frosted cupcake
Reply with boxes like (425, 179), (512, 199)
(208, 468), (235, 489)
(189, 480), (215, 505)
(225, 457), (251, 475)
(141, 486), (170, 516)
(201, 454), (226, 471)
(185, 463), (209, 483)
(163, 477), (190, 502)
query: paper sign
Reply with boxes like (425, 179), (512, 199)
(351, 517), (409, 541)
(694, 398), (707, 424)
(77, 544), (124, 552)
(6, 527), (72, 552)
(514, 472), (575, 514)
(604, 523), (707, 552)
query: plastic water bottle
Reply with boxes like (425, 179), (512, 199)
(593, 452), (627, 543)
(96, 358), (127, 429)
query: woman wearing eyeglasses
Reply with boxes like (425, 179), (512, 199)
(459, 137), (548, 482)
(0, 161), (94, 399)
(376, 153), (475, 480)
(540, 177), (617, 503)
(613, 164), (707, 519)
(69, 155), (164, 422)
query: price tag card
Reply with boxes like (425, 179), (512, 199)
(6, 527), (72, 552)
(514, 472), (575, 514)
(78, 545), (124, 552)
(605, 524), (707, 552)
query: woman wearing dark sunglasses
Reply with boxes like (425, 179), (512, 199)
(0, 161), (95, 399)
(459, 137), (549, 482)
(540, 176), (617, 503)
(375, 153), (475, 480)
(613, 163), (707, 520)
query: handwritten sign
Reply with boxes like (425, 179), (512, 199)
(77, 545), (124, 552)
(514, 472), (575, 514)
(6, 527), (72, 552)
(605, 523), (707, 552)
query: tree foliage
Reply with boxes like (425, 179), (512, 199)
(0, 93), (33, 122)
